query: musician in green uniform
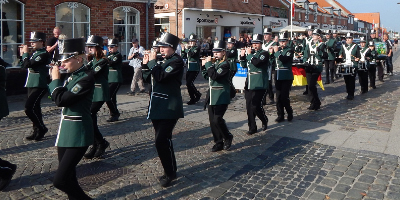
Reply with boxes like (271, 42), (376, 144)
(20, 32), (51, 141)
(202, 40), (233, 152)
(303, 29), (326, 111)
(240, 34), (269, 135)
(84, 35), (110, 159)
(263, 28), (277, 105)
(0, 58), (17, 191)
(49, 38), (94, 199)
(368, 41), (378, 89)
(105, 39), (123, 122)
(185, 34), (202, 105)
(225, 38), (238, 98)
(369, 30), (384, 82)
(324, 30), (336, 84)
(142, 33), (184, 187)
(338, 33), (361, 100)
(273, 31), (294, 122)
(358, 37), (371, 94)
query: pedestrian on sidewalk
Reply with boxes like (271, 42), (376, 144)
(142, 33), (184, 187)
(48, 38), (94, 200)
(0, 59), (17, 191)
(84, 35), (110, 159)
(105, 39), (123, 122)
(127, 38), (145, 95)
(383, 34), (394, 76)
(20, 32), (50, 141)
(202, 40), (233, 152)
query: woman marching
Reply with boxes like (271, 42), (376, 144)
(105, 39), (123, 122)
(20, 32), (51, 141)
(202, 40), (233, 152)
(84, 35), (110, 159)
(49, 38), (94, 199)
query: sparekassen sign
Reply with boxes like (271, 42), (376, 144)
(197, 18), (218, 24)
(240, 21), (255, 25)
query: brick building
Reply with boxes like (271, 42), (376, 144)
(1, 0), (156, 66)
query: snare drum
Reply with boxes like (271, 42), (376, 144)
(358, 62), (368, 71)
(337, 64), (354, 75)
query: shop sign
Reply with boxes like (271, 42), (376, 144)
(240, 21), (255, 26)
(270, 21), (282, 27)
(197, 18), (218, 24)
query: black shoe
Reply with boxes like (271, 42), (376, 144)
(307, 105), (315, 110)
(360, 91), (368, 95)
(324, 82), (330, 84)
(346, 95), (354, 100)
(159, 173), (176, 187)
(372, 86), (377, 89)
(287, 113), (293, 122)
(194, 93), (202, 103)
(94, 139), (110, 158)
(211, 143), (224, 152)
(262, 123), (268, 131)
(187, 100), (196, 105)
(106, 113), (120, 122)
(127, 91), (135, 96)
(26, 128), (38, 140)
(331, 79), (335, 83)
(312, 105), (321, 111)
(223, 135), (233, 151)
(139, 90), (146, 93)
(303, 91), (308, 95)
(0, 164), (16, 191)
(84, 145), (98, 159)
(34, 127), (48, 141)
(275, 116), (285, 123)
(246, 130), (257, 135)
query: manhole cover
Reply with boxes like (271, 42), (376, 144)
(76, 161), (132, 191)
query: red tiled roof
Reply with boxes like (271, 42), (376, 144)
(353, 13), (380, 27)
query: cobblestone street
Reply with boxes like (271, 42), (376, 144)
(1, 52), (400, 199)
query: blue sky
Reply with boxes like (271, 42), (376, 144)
(336, 0), (399, 33)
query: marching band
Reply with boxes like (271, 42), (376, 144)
(2, 26), (394, 195)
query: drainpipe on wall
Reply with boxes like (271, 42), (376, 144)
(146, 0), (151, 49)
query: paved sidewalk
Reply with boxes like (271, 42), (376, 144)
(0, 51), (400, 199)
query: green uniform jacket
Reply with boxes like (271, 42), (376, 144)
(48, 66), (95, 147)
(240, 49), (270, 90)
(303, 40), (326, 73)
(88, 57), (110, 102)
(185, 46), (201, 71)
(369, 49), (379, 64)
(146, 54), (184, 119)
(226, 47), (238, 74)
(294, 39), (305, 57)
(0, 65), (8, 120)
(107, 51), (123, 83)
(202, 60), (231, 105)
(263, 40), (277, 80)
(20, 48), (50, 88)
(274, 46), (294, 80)
(325, 38), (336, 61)
(339, 43), (361, 68)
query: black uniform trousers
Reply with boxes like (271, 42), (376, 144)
(186, 71), (201, 100)
(275, 80), (293, 117)
(368, 64), (376, 87)
(358, 69), (369, 93)
(306, 71), (321, 108)
(152, 119), (178, 177)
(344, 74), (356, 97)
(324, 60), (335, 83)
(53, 146), (92, 200)
(267, 70), (275, 101)
(377, 62), (384, 81)
(91, 102), (105, 145)
(245, 89), (268, 131)
(25, 87), (47, 131)
(386, 56), (393, 74)
(106, 83), (121, 117)
(0, 158), (14, 179)
(208, 104), (232, 145)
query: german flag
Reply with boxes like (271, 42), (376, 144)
(292, 66), (325, 90)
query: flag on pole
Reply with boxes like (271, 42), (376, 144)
(292, 1), (295, 17)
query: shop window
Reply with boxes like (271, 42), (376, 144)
(56, 2), (90, 39)
(1, 0), (24, 66)
(113, 6), (140, 61)
(155, 18), (169, 38)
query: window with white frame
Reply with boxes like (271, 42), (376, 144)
(242, 0), (249, 3)
(113, 6), (140, 61)
(56, 2), (90, 39)
(1, 0), (24, 66)
(155, 18), (169, 38)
